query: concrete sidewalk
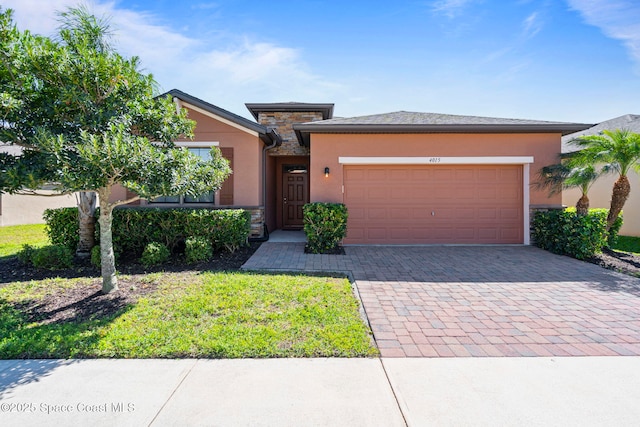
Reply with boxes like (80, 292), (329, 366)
(1, 357), (640, 426)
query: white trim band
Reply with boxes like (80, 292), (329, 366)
(176, 141), (220, 147)
(338, 156), (534, 165)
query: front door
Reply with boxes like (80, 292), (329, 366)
(282, 165), (308, 229)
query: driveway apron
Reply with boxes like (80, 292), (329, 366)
(243, 243), (640, 357)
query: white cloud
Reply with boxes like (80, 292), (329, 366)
(567, 0), (640, 64)
(431, 0), (476, 18)
(2, 0), (343, 118)
(522, 12), (543, 39)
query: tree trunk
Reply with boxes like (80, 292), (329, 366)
(575, 194), (590, 216)
(98, 188), (118, 294)
(76, 191), (97, 257)
(607, 174), (630, 231)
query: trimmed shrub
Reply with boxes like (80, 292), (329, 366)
(185, 236), (213, 263)
(43, 207), (79, 251)
(531, 209), (608, 259)
(17, 244), (36, 265)
(44, 207), (251, 258)
(91, 245), (101, 268)
(565, 207), (623, 247)
(140, 242), (170, 266)
(30, 245), (74, 270)
(303, 202), (348, 254)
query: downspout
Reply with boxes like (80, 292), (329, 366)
(250, 130), (278, 242)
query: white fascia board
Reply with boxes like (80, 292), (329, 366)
(176, 141), (220, 147)
(181, 102), (259, 137)
(338, 156), (535, 165)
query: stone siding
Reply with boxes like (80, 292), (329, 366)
(248, 207), (265, 238)
(258, 111), (323, 156)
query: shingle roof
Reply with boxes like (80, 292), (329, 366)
(562, 114), (640, 153)
(161, 89), (281, 146)
(293, 111), (593, 146)
(307, 111), (572, 126)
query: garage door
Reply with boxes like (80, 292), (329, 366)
(343, 165), (523, 244)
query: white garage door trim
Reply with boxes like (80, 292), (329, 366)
(338, 156), (533, 245)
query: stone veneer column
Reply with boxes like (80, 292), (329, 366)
(257, 111), (324, 156)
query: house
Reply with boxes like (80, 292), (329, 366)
(562, 114), (640, 237)
(112, 89), (590, 244)
(0, 144), (77, 226)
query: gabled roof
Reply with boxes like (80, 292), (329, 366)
(562, 114), (640, 153)
(245, 102), (334, 120)
(293, 111), (592, 145)
(162, 89), (281, 146)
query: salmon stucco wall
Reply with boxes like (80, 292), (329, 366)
(309, 133), (562, 206)
(108, 106), (264, 207)
(564, 170), (640, 236)
(184, 108), (263, 206)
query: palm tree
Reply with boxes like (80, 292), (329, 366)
(536, 160), (600, 216)
(568, 129), (640, 230)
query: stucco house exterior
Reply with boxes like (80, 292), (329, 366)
(0, 144), (77, 226)
(112, 89), (590, 245)
(562, 114), (640, 237)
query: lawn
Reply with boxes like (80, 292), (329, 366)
(0, 272), (377, 359)
(612, 235), (640, 255)
(0, 224), (48, 258)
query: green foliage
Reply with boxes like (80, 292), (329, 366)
(532, 209), (609, 259)
(612, 236), (640, 255)
(303, 203), (348, 254)
(140, 242), (170, 266)
(30, 245), (74, 269)
(0, 272), (377, 358)
(44, 207), (250, 257)
(566, 207), (623, 247)
(16, 244), (36, 264)
(185, 236), (213, 264)
(43, 207), (79, 250)
(91, 245), (101, 268)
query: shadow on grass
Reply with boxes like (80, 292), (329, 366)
(0, 293), (136, 398)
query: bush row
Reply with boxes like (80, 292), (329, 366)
(44, 207), (251, 258)
(18, 244), (74, 270)
(531, 209), (622, 260)
(303, 202), (348, 254)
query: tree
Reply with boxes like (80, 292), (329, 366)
(1, 7), (231, 293)
(568, 129), (640, 230)
(536, 159), (600, 216)
(0, 6), (175, 256)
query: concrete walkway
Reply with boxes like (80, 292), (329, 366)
(2, 357), (640, 426)
(242, 243), (640, 357)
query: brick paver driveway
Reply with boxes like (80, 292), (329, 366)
(242, 243), (640, 357)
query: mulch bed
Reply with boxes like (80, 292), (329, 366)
(588, 248), (640, 278)
(0, 242), (262, 324)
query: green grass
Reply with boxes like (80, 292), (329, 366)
(0, 272), (378, 359)
(0, 224), (49, 258)
(612, 235), (640, 255)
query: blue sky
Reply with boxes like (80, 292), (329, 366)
(4, 0), (640, 123)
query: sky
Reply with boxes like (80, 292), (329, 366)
(3, 0), (640, 124)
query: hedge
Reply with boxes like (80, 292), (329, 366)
(303, 202), (348, 254)
(531, 208), (622, 260)
(43, 207), (251, 257)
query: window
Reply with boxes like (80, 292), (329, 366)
(184, 148), (214, 203)
(150, 147), (214, 205)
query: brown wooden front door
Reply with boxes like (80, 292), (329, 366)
(282, 167), (308, 229)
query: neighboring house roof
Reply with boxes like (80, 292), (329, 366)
(562, 114), (640, 153)
(245, 102), (334, 120)
(293, 111), (592, 146)
(162, 89), (282, 146)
